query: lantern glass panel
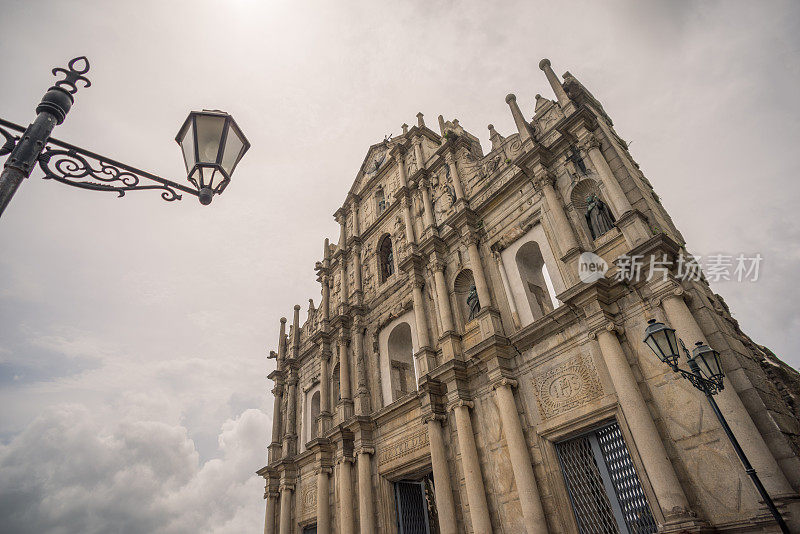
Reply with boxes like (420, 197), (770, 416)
(693, 344), (723, 381)
(197, 166), (222, 191)
(195, 114), (226, 164)
(178, 120), (196, 173)
(643, 321), (678, 364)
(221, 123), (246, 176)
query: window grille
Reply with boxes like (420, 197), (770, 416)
(395, 481), (431, 534)
(556, 421), (657, 534)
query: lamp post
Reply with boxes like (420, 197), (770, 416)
(642, 319), (790, 533)
(0, 56), (249, 217)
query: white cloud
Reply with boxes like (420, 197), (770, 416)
(0, 405), (269, 534)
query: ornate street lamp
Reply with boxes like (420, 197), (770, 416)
(0, 57), (250, 217)
(175, 110), (250, 205)
(642, 319), (789, 533)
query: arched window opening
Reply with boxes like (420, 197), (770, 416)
(310, 391), (320, 439)
(454, 269), (479, 329)
(376, 187), (387, 216)
(379, 235), (395, 284)
(387, 322), (415, 401)
(515, 241), (559, 321)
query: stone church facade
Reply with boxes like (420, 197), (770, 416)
(258, 59), (800, 533)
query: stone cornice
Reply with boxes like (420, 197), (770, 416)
(510, 299), (581, 352)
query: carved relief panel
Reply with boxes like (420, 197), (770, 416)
(533, 354), (603, 418)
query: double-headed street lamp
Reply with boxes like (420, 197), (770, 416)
(0, 56), (250, 217)
(643, 319), (790, 533)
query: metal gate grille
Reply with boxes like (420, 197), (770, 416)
(557, 435), (620, 533)
(596, 424), (657, 534)
(395, 481), (430, 534)
(556, 421), (657, 534)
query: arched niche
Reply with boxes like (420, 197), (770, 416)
(570, 178), (614, 241)
(453, 268), (477, 330)
(332, 362), (340, 408)
(375, 187), (386, 215)
(310, 390), (320, 439)
(378, 234), (395, 284)
(301, 384), (321, 451)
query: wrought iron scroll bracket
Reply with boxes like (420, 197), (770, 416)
(670, 338), (722, 395)
(1, 116), (196, 202)
(37, 146), (189, 201)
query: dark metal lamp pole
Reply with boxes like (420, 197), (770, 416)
(643, 319), (790, 533)
(0, 57), (249, 218)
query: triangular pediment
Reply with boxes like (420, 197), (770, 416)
(348, 134), (405, 198)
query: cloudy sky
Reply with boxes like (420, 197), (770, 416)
(1, 1), (799, 532)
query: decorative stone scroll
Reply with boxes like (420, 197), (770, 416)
(534, 355), (603, 418)
(378, 428), (430, 466)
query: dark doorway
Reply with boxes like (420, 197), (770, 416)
(302, 525), (316, 534)
(395, 473), (438, 534)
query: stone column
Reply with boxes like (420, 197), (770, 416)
(411, 278), (431, 348)
(594, 324), (691, 516)
(535, 172), (579, 257)
(264, 491), (278, 534)
(426, 415), (458, 534)
(278, 482), (294, 534)
(583, 135), (632, 217)
(316, 467), (331, 534)
(292, 304), (301, 359)
(339, 337), (352, 401)
(338, 458), (355, 534)
(505, 94), (532, 142)
(283, 374), (298, 457)
(395, 149), (408, 187)
(538, 58), (570, 108)
(321, 274), (330, 323)
(660, 293), (795, 497)
(465, 235), (491, 309)
(452, 400), (493, 533)
(413, 135), (425, 171)
(353, 243), (363, 297)
(270, 383), (283, 446)
(338, 212), (347, 249)
(493, 251), (521, 329)
(432, 261), (454, 333)
(357, 449), (375, 534)
(319, 353), (330, 433)
(420, 178), (435, 230)
(351, 202), (360, 238)
(444, 151), (465, 201)
(277, 317), (288, 360)
(338, 215), (348, 307)
(402, 197), (417, 245)
(413, 193), (425, 241)
(353, 320), (369, 415)
(494, 380), (547, 533)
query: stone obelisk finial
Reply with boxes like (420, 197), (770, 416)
(505, 94), (532, 142)
(539, 58), (570, 108)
